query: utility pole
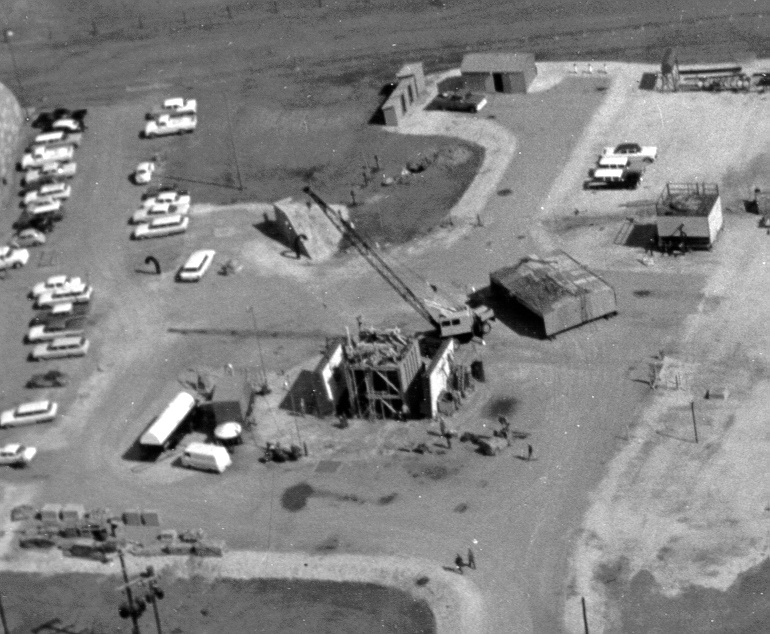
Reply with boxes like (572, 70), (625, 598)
(691, 400), (698, 443)
(581, 596), (590, 634)
(0, 593), (9, 634)
(248, 306), (270, 393)
(223, 92), (244, 191)
(117, 550), (142, 634)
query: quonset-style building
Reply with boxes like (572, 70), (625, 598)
(655, 182), (723, 250)
(490, 251), (617, 337)
(460, 52), (537, 94)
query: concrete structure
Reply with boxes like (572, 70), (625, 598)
(381, 62), (426, 127)
(490, 251), (618, 337)
(343, 327), (422, 420)
(272, 197), (349, 261)
(461, 52), (537, 94)
(656, 182), (722, 250)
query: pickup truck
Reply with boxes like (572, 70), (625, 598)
(144, 114), (197, 138)
(146, 98), (197, 119)
(24, 161), (77, 186)
(601, 143), (658, 163)
(20, 144), (75, 170)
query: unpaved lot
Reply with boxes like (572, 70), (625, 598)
(0, 0), (769, 632)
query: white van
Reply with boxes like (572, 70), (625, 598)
(177, 250), (215, 282)
(181, 442), (232, 473)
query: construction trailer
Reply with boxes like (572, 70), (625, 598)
(655, 182), (722, 250)
(490, 251), (618, 338)
(461, 52), (537, 94)
(343, 327), (423, 420)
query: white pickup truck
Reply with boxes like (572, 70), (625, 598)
(144, 113), (197, 138)
(602, 143), (658, 162)
(20, 144), (75, 170)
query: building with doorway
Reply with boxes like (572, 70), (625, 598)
(272, 197), (349, 260)
(655, 182), (723, 250)
(461, 52), (537, 94)
(490, 251), (617, 337)
(381, 62), (426, 127)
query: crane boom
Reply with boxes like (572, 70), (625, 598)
(303, 186), (438, 329)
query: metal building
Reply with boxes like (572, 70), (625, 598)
(343, 327), (422, 420)
(461, 52), (537, 94)
(381, 62), (426, 127)
(655, 182), (722, 250)
(490, 251), (617, 337)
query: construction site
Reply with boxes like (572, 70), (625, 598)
(0, 0), (768, 632)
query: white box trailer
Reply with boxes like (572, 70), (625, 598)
(140, 391), (196, 449)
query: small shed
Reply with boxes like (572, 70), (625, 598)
(655, 182), (722, 250)
(272, 197), (349, 261)
(461, 52), (537, 94)
(381, 62), (426, 127)
(490, 251), (617, 337)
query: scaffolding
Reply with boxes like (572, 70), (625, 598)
(342, 327), (422, 420)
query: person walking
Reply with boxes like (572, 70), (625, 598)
(527, 444), (533, 461)
(444, 431), (452, 450)
(454, 554), (465, 575)
(467, 548), (476, 570)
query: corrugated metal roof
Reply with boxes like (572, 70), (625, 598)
(461, 52), (535, 74)
(490, 251), (612, 315)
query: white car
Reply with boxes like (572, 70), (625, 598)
(20, 144), (74, 169)
(0, 246), (30, 270)
(177, 250), (215, 282)
(131, 201), (190, 224)
(602, 143), (658, 163)
(0, 400), (58, 427)
(31, 336), (90, 360)
(27, 317), (86, 343)
(51, 118), (83, 133)
(141, 190), (190, 208)
(10, 228), (46, 248)
(25, 198), (62, 217)
(24, 182), (72, 205)
(24, 161), (77, 185)
(144, 114), (197, 138)
(36, 283), (93, 308)
(132, 214), (189, 239)
(163, 97), (197, 113)
(134, 161), (156, 185)
(0, 443), (37, 466)
(31, 275), (83, 298)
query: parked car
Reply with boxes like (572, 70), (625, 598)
(131, 201), (190, 224)
(20, 144), (75, 170)
(141, 190), (190, 208)
(29, 302), (88, 326)
(132, 214), (189, 239)
(25, 198), (63, 217)
(31, 275), (84, 298)
(51, 118), (84, 133)
(601, 143), (658, 163)
(24, 161), (77, 185)
(432, 91), (488, 113)
(10, 228), (46, 248)
(14, 211), (61, 234)
(31, 336), (90, 361)
(35, 283), (93, 308)
(26, 369), (69, 389)
(0, 400), (58, 427)
(0, 246), (30, 270)
(143, 113), (197, 138)
(177, 250), (216, 282)
(584, 167), (643, 190)
(0, 443), (37, 466)
(28, 132), (82, 150)
(23, 182), (72, 205)
(147, 98), (197, 120)
(27, 316), (86, 343)
(133, 161), (156, 185)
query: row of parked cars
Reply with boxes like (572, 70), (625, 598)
(0, 111), (93, 455)
(584, 142), (658, 190)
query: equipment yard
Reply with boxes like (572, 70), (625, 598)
(0, 0), (768, 632)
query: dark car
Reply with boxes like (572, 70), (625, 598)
(432, 91), (488, 113)
(26, 369), (69, 389)
(141, 184), (188, 200)
(29, 304), (89, 327)
(14, 210), (63, 233)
